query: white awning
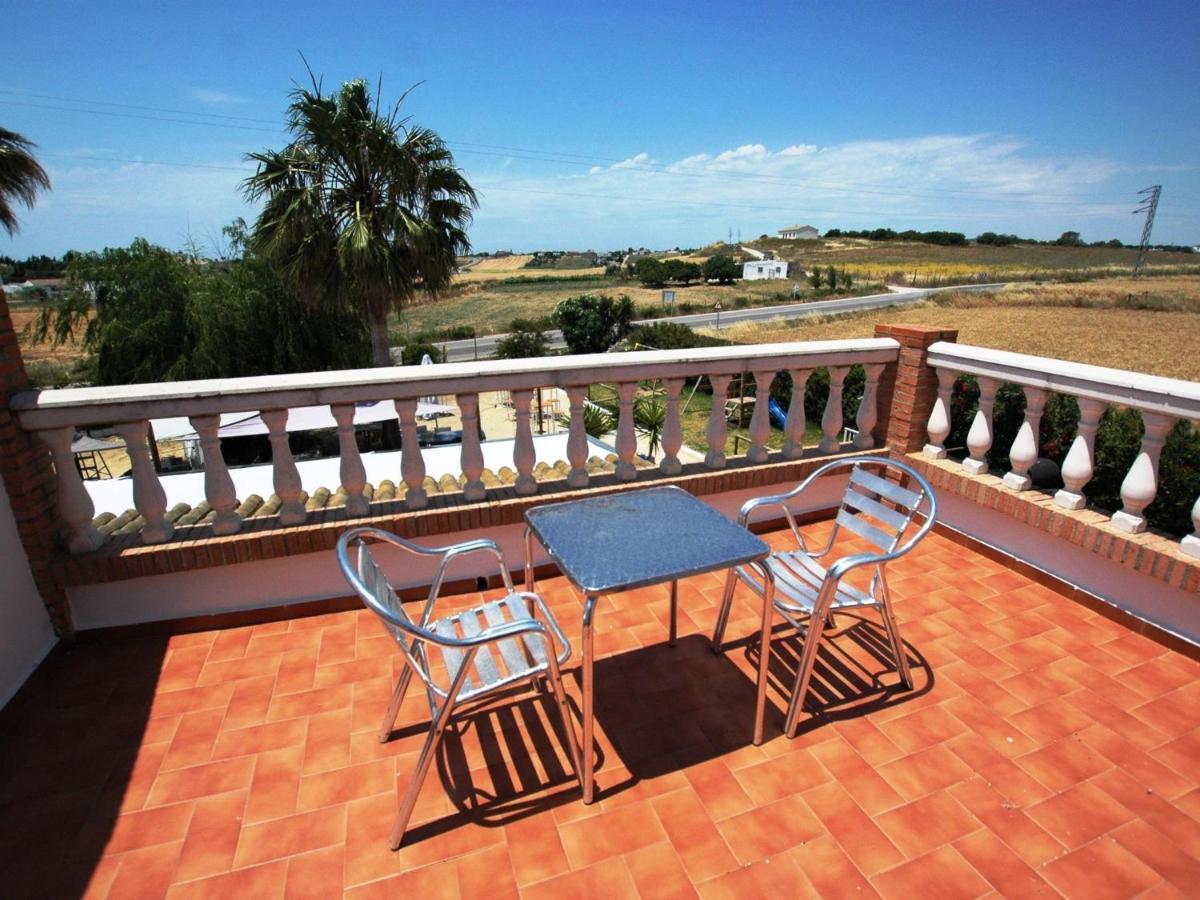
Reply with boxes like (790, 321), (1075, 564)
(163, 400), (456, 440)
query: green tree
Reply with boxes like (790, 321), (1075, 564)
(553, 294), (634, 354)
(1055, 231), (1084, 247)
(702, 254), (738, 284)
(635, 257), (667, 287)
(664, 259), (701, 284)
(0, 127), (51, 237)
(494, 318), (550, 359)
(808, 268), (823, 289)
(242, 77), (477, 366)
(826, 265), (838, 291)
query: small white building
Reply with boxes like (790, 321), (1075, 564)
(742, 260), (789, 280)
(778, 224), (819, 240)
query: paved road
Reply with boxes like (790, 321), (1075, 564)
(431, 283), (1007, 363)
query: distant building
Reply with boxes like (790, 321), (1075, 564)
(742, 260), (789, 280)
(778, 225), (819, 240)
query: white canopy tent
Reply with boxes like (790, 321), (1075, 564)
(155, 400), (456, 442)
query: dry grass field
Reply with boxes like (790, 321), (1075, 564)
(7, 300), (87, 363)
(713, 277), (1200, 381)
(464, 254), (535, 272)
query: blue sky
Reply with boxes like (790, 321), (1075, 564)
(2, 0), (1198, 256)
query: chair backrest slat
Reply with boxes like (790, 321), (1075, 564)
(356, 541), (414, 651)
(850, 467), (922, 510)
(835, 507), (898, 553)
(843, 486), (910, 531)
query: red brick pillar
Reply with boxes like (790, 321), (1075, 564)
(873, 324), (959, 456)
(0, 289), (73, 638)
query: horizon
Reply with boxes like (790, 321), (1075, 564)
(2, 0), (1198, 257)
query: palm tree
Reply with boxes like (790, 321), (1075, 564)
(243, 78), (477, 366)
(0, 127), (51, 237)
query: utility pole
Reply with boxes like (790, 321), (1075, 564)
(1132, 185), (1161, 279)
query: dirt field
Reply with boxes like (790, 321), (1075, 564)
(454, 266), (606, 283)
(6, 300), (87, 363)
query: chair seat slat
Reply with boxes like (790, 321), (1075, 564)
(482, 598), (535, 678)
(433, 618), (472, 692)
(505, 594), (549, 666)
(850, 467), (921, 509)
(456, 609), (502, 687)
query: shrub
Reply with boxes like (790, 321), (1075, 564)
(552, 293), (634, 354)
(494, 318), (550, 359)
(703, 254), (738, 284)
(635, 257), (667, 287)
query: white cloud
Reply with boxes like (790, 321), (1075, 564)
(192, 88), (251, 106)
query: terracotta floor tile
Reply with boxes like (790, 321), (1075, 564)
(557, 798), (668, 870)
(283, 845), (345, 899)
(696, 850), (818, 899)
(731, 745), (831, 806)
(875, 791), (981, 860)
(715, 793), (826, 865)
(167, 859), (289, 899)
(455, 843), (519, 900)
(875, 743), (974, 802)
(651, 787), (740, 883)
(1004, 696), (1094, 745)
(810, 735), (906, 815)
(682, 758), (755, 821)
(1092, 767), (1200, 857)
(1111, 818), (1200, 892)
(233, 805), (348, 868)
(146, 756), (256, 808)
(802, 781), (903, 876)
(159, 707), (226, 772)
(520, 856), (639, 900)
(504, 811), (570, 887)
(106, 840), (186, 898)
(1014, 734), (1113, 793)
(946, 733), (1053, 807)
(173, 790), (248, 883)
(948, 778), (1067, 868)
(874, 702), (967, 755)
(623, 841), (698, 900)
(786, 834), (881, 898)
(296, 759), (395, 812)
(1026, 781), (1134, 850)
(74, 800), (194, 858)
(1042, 836), (1162, 900)
(952, 828), (1056, 897)
(210, 717), (308, 761)
(870, 845), (990, 899)
(1116, 655), (1197, 699)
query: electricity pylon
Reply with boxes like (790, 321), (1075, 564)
(1132, 185), (1161, 278)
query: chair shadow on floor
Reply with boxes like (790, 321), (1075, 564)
(400, 622), (931, 844)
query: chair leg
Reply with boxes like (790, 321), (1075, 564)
(711, 568), (738, 652)
(378, 663), (414, 743)
(784, 606), (829, 738)
(879, 599), (913, 690)
(544, 643), (584, 787)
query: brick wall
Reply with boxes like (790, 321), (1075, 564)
(873, 323), (958, 454)
(0, 289), (73, 638)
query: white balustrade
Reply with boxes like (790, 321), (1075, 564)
(394, 399), (427, 509)
(747, 370), (774, 463)
(963, 376), (999, 476)
(513, 389), (539, 494)
(190, 415), (242, 534)
(457, 392), (485, 501)
(1054, 398), (1105, 510)
(705, 373), (732, 469)
(660, 378), (684, 475)
(1111, 412), (1173, 534)
(328, 405), (369, 517)
(565, 386), (589, 488)
(40, 427), (104, 553)
(923, 367), (956, 459)
(819, 366), (848, 455)
(263, 408), (309, 524)
(114, 421), (172, 544)
(1183, 493), (1200, 559)
(615, 381), (638, 481)
(782, 369), (810, 459)
(1003, 387), (1046, 492)
(853, 363), (885, 451)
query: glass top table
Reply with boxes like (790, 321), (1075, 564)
(524, 485), (772, 803)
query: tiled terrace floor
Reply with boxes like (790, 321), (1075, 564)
(2, 525), (1199, 899)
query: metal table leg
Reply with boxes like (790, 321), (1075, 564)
(668, 579), (678, 647)
(753, 560), (776, 746)
(582, 592), (598, 803)
(523, 526), (536, 593)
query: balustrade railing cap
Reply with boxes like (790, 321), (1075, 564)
(927, 341), (1200, 420)
(12, 339), (900, 430)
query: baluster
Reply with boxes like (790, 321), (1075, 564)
(747, 369), (774, 463)
(1111, 412), (1173, 533)
(394, 399), (427, 509)
(564, 386), (590, 488)
(705, 373), (732, 469)
(659, 378), (684, 475)
(512, 389), (539, 494)
(41, 427), (104, 553)
(262, 408), (308, 524)
(819, 366), (848, 454)
(1002, 387), (1047, 491)
(853, 364), (885, 451)
(1183, 491), (1200, 559)
(457, 392), (485, 501)
(615, 381), (638, 481)
(114, 420), (172, 544)
(1054, 398), (1106, 510)
(963, 376), (999, 475)
(923, 367), (956, 459)
(782, 369), (811, 459)
(329, 404), (368, 517)
(190, 415), (241, 534)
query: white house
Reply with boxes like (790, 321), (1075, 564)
(742, 260), (789, 280)
(778, 224), (819, 240)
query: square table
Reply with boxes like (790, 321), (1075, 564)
(523, 485), (773, 803)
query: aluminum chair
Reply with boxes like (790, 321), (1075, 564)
(336, 527), (582, 849)
(711, 457), (937, 740)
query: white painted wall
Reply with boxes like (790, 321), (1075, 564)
(0, 478), (58, 708)
(742, 261), (789, 281)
